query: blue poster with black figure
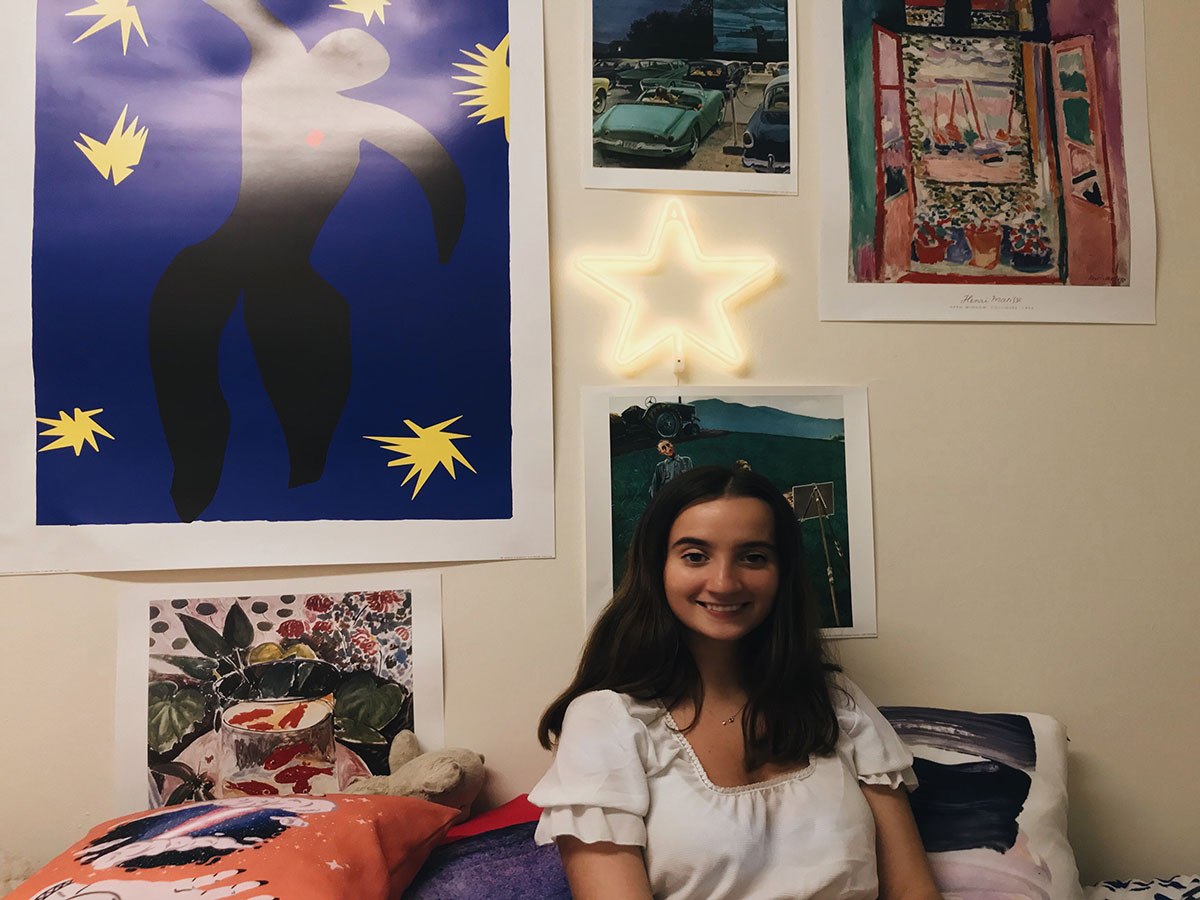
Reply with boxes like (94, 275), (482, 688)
(9, 0), (552, 571)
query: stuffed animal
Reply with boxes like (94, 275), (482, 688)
(344, 731), (486, 825)
(1, 848), (35, 895)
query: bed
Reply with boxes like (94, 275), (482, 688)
(4, 705), (1195, 899)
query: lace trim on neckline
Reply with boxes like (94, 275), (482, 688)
(660, 707), (815, 795)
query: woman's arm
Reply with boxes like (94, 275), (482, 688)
(861, 783), (942, 900)
(556, 836), (654, 900)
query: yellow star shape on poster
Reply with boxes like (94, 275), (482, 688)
(364, 416), (477, 499)
(576, 199), (775, 373)
(36, 407), (115, 455)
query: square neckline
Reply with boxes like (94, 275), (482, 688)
(659, 706), (816, 795)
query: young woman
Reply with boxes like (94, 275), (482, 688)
(530, 465), (941, 900)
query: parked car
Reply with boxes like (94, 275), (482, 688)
(723, 61), (748, 88)
(593, 77), (610, 114)
(742, 74), (790, 172)
(683, 59), (741, 92)
(593, 58), (634, 85)
(594, 83), (726, 160)
(614, 58), (688, 93)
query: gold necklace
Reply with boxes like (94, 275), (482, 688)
(719, 703), (746, 726)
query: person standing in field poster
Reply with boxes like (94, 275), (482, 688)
(601, 389), (877, 636)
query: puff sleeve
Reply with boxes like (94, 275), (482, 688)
(833, 674), (919, 791)
(529, 690), (651, 847)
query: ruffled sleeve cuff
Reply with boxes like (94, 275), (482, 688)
(528, 691), (652, 847)
(832, 673), (920, 791)
(534, 804), (648, 847)
(857, 766), (919, 792)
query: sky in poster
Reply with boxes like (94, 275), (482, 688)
(32, 0), (512, 525)
(594, 0), (691, 44)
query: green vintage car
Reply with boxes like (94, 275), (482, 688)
(613, 58), (688, 93)
(593, 83), (727, 160)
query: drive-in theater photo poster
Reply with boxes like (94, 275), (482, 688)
(0, 0), (552, 573)
(817, 0), (1155, 322)
(587, 0), (799, 194)
(582, 386), (878, 638)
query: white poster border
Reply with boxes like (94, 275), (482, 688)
(0, 0), (553, 574)
(582, 385), (878, 639)
(583, 0), (800, 196)
(814, 0), (1156, 323)
(114, 571), (443, 816)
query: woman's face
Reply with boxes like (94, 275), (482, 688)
(662, 495), (779, 648)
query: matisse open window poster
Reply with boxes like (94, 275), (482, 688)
(582, 386), (878, 638)
(817, 0), (1156, 322)
(586, 0), (799, 194)
(0, 0), (551, 573)
(115, 573), (443, 812)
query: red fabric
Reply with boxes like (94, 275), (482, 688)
(441, 794), (542, 844)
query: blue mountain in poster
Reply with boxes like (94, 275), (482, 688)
(691, 399), (844, 439)
(32, 0), (512, 524)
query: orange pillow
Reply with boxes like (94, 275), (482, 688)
(8, 794), (458, 900)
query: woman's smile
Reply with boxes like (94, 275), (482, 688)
(663, 494), (779, 646)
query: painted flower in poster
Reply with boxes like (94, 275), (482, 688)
(146, 591), (415, 807)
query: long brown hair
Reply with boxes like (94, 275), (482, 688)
(538, 465), (841, 770)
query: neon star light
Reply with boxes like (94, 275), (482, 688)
(576, 199), (774, 373)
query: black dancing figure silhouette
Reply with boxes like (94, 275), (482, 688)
(150, 0), (465, 522)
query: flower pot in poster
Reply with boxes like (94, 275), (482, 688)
(913, 231), (949, 265)
(1010, 243), (1053, 273)
(965, 223), (1002, 269)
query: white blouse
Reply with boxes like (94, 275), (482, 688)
(529, 675), (917, 900)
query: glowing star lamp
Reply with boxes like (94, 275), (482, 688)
(576, 199), (774, 375)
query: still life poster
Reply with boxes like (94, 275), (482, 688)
(587, 0), (798, 194)
(115, 573), (443, 811)
(583, 386), (877, 637)
(0, 0), (551, 573)
(817, 0), (1155, 321)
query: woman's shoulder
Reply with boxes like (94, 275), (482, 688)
(824, 671), (917, 786)
(565, 689), (665, 722)
(826, 670), (870, 709)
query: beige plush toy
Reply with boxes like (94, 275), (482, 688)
(1, 848), (35, 895)
(345, 730), (486, 825)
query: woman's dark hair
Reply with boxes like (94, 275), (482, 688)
(538, 464), (842, 770)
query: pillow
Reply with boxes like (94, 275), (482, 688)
(442, 794), (542, 844)
(407, 821), (570, 900)
(882, 707), (1085, 900)
(6, 794), (458, 900)
(1085, 875), (1200, 900)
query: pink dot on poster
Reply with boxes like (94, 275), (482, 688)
(306, 129), (325, 147)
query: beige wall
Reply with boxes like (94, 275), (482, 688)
(2, 0), (1197, 882)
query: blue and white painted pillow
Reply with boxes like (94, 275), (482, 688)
(882, 707), (1085, 900)
(1085, 877), (1200, 900)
